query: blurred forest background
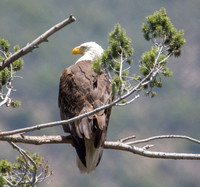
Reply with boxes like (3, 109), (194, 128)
(1, 0), (200, 186)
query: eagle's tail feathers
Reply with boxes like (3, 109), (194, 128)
(76, 136), (103, 173)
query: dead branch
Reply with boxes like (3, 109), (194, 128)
(0, 104), (115, 137)
(1, 134), (200, 160)
(0, 134), (72, 145)
(104, 141), (200, 160)
(126, 134), (200, 145)
(0, 15), (76, 71)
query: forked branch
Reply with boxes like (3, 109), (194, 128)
(1, 134), (200, 160)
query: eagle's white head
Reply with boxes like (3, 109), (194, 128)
(72, 42), (104, 64)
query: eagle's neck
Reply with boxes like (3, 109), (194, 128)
(75, 49), (103, 64)
(75, 53), (94, 64)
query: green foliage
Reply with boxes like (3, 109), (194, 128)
(0, 159), (12, 174)
(138, 46), (171, 96)
(0, 68), (10, 85)
(0, 38), (10, 53)
(107, 24), (133, 62)
(0, 152), (52, 186)
(138, 8), (185, 97)
(0, 40), (24, 84)
(112, 74), (123, 95)
(139, 46), (158, 76)
(93, 24), (134, 96)
(0, 159), (12, 186)
(0, 175), (7, 186)
(0, 38), (24, 107)
(93, 24), (134, 74)
(93, 57), (102, 74)
(93, 8), (185, 99)
(142, 8), (185, 57)
(105, 24), (133, 69)
(10, 100), (21, 108)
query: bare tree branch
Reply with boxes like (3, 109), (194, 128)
(126, 134), (200, 145)
(0, 134), (72, 145)
(104, 141), (200, 160)
(0, 104), (114, 136)
(119, 135), (136, 143)
(0, 15), (76, 71)
(1, 134), (200, 160)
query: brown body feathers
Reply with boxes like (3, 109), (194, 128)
(58, 60), (112, 172)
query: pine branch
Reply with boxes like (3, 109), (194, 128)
(2, 142), (52, 186)
(0, 15), (76, 71)
(0, 64), (13, 107)
(10, 142), (37, 186)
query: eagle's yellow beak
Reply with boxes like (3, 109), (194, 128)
(72, 46), (84, 55)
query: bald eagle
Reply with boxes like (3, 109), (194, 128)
(58, 42), (113, 173)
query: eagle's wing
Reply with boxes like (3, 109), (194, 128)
(58, 60), (112, 173)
